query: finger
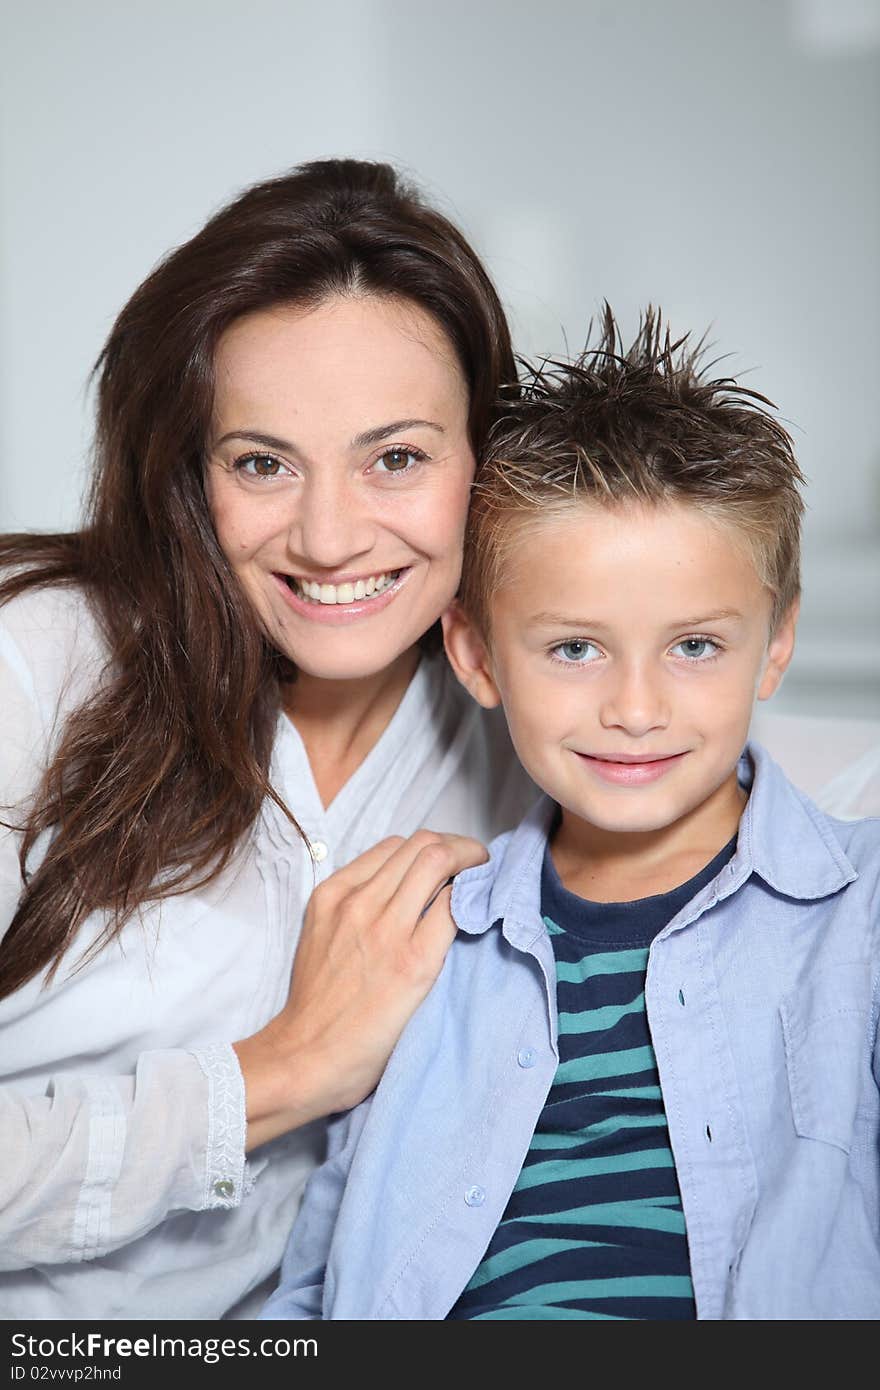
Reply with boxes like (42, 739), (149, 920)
(411, 885), (458, 975)
(359, 832), (487, 916)
(314, 835), (408, 891)
(418, 876), (454, 920)
(379, 835), (487, 936)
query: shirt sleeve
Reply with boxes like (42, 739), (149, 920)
(0, 1043), (254, 1271)
(259, 1102), (370, 1320)
(0, 596), (253, 1270)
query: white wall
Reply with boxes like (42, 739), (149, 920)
(2, 0), (878, 713)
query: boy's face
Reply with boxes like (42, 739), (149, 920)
(444, 500), (797, 840)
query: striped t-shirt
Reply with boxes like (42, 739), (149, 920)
(447, 834), (736, 1320)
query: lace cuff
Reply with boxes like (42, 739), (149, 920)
(191, 1043), (256, 1210)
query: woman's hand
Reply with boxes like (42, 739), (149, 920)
(232, 830), (488, 1149)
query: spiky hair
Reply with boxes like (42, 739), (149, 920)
(460, 305), (804, 633)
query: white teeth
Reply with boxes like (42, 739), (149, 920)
(291, 571), (400, 604)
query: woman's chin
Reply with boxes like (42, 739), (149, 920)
(275, 631), (426, 687)
(259, 567), (457, 684)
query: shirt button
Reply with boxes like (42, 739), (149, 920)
(464, 1185), (486, 1207)
(517, 1047), (537, 1069)
(213, 1179), (235, 1199)
(309, 840), (329, 863)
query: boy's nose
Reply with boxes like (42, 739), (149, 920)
(287, 474), (375, 571)
(598, 664), (671, 737)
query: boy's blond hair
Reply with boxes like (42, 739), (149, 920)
(461, 307), (805, 635)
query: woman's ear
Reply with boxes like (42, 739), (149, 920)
(442, 601), (502, 709)
(757, 598), (799, 701)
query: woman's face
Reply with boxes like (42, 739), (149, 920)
(206, 294), (474, 682)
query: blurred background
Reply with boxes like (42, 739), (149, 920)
(1, 0), (878, 717)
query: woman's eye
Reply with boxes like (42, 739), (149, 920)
(671, 637), (719, 661)
(552, 639), (600, 664)
(234, 453), (286, 480)
(372, 447), (424, 475)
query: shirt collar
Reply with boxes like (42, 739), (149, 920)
(451, 739), (857, 937)
(734, 740), (857, 899)
(452, 794), (556, 943)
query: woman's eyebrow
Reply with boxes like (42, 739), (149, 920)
(213, 429), (294, 452)
(351, 419), (445, 448)
(213, 420), (445, 453)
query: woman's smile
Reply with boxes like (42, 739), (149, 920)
(206, 294), (474, 681)
(273, 565), (412, 622)
(284, 568), (403, 604)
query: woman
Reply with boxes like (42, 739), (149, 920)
(0, 159), (537, 1319)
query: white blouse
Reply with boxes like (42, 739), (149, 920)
(0, 585), (538, 1320)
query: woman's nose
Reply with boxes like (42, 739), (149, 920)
(598, 661), (671, 737)
(288, 474), (375, 571)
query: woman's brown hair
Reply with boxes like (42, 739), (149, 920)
(0, 158), (515, 999)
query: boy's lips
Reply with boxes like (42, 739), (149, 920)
(575, 751), (688, 785)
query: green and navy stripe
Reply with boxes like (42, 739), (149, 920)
(448, 834), (735, 1320)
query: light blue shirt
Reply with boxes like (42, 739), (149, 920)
(262, 744), (880, 1320)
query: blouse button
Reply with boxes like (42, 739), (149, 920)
(310, 840), (329, 863)
(213, 1179), (235, 1199)
(517, 1047), (537, 1069)
(464, 1185), (486, 1207)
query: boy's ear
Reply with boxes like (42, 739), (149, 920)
(442, 601), (502, 709)
(757, 598), (799, 701)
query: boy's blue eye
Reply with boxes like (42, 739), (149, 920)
(671, 637), (718, 660)
(553, 639), (599, 664)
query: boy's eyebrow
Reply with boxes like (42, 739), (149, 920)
(527, 613), (606, 628)
(527, 608), (746, 628)
(672, 609), (745, 625)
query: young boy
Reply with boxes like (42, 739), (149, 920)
(262, 311), (880, 1320)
